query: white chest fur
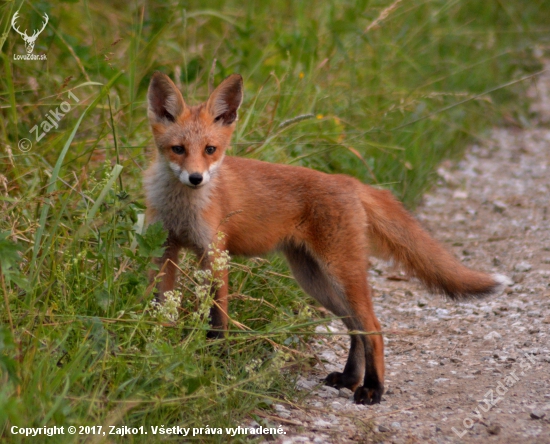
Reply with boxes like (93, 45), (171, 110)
(143, 161), (213, 251)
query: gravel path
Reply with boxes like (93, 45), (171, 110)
(269, 71), (550, 443)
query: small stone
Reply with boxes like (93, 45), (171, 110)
(437, 167), (459, 186)
(484, 331), (502, 340)
(493, 201), (507, 213)
(296, 377), (317, 391)
(472, 369), (482, 375)
(427, 388), (435, 395)
(513, 268), (526, 283)
(436, 308), (450, 318)
(274, 404), (291, 419)
(530, 410), (546, 420)
(514, 262), (532, 272)
(378, 425), (390, 433)
(338, 388), (353, 398)
(542, 257), (550, 264)
(318, 386), (338, 398)
(313, 418), (332, 428)
(453, 190), (468, 199)
(391, 422), (401, 430)
(274, 404), (290, 413)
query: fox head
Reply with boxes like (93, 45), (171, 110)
(147, 72), (243, 188)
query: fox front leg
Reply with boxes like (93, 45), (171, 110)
(196, 251), (229, 339)
(207, 267), (229, 339)
(149, 237), (181, 302)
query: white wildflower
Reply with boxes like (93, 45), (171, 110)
(150, 290), (182, 323)
(244, 358), (262, 375)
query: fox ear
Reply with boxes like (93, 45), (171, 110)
(206, 74), (243, 125)
(147, 72), (186, 123)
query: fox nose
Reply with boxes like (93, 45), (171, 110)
(189, 173), (203, 186)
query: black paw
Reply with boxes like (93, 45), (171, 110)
(353, 384), (384, 405)
(324, 372), (361, 391)
(206, 329), (225, 339)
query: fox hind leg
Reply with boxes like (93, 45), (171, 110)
(348, 284), (384, 405)
(283, 244), (383, 402)
(327, 272), (384, 405)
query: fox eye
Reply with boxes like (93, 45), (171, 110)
(205, 145), (216, 155)
(172, 145), (185, 155)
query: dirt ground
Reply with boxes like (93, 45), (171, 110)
(267, 71), (550, 443)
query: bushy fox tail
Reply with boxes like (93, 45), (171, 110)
(361, 186), (510, 299)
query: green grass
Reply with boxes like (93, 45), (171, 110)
(1, 0), (549, 442)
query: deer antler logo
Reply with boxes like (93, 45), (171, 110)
(11, 11), (49, 54)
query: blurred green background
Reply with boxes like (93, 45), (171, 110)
(1, 0), (549, 441)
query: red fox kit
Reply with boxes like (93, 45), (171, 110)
(144, 72), (509, 405)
